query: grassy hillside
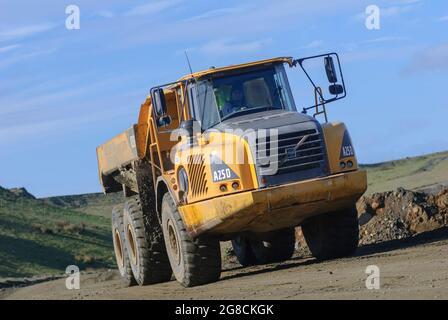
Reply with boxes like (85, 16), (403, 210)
(362, 151), (448, 195)
(43, 192), (124, 218)
(0, 187), (114, 278)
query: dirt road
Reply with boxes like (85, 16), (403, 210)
(2, 228), (447, 300)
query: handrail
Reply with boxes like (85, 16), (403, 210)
(313, 87), (328, 123)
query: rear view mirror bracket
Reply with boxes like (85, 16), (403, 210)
(292, 52), (347, 117)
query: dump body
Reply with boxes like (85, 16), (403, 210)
(97, 126), (139, 193)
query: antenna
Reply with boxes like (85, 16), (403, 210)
(184, 50), (194, 75)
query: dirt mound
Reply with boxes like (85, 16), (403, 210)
(357, 188), (448, 245)
(295, 188), (448, 249)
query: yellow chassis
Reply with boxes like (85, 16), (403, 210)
(179, 170), (367, 237)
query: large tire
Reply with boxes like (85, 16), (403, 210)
(111, 205), (136, 287)
(161, 193), (221, 287)
(123, 198), (172, 285)
(231, 236), (257, 267)
(301, 206), (359, 260)
(252, 228), (296, 264)
(232, 228), (296, 266)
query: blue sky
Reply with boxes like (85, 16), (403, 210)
(1, 0), (447, 197)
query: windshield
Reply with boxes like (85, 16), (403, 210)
(190, 64), (296, 130)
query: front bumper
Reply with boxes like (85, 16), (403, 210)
(178, 170), (367, 237)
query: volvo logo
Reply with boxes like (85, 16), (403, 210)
(293, 134), (310, 152)
(283, 134), (310, 163)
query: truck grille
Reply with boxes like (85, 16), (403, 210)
(187, 154), (208, 197)
(254, 129), (326, 176)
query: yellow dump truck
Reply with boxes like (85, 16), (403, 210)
(97, 53), (367, 287)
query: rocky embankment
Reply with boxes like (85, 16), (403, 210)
(296, 188), (448, 249)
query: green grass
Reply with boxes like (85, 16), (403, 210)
(362, 151), (448, 195)
(0, 187), (115, 278)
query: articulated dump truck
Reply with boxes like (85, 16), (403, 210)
(97, 53), (367, 287)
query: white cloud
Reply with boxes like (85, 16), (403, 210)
(97, 11), (116, 19)
(339, 36), (411, 54)
(197, 39), (272, 56)
(0, 48), (55, 69)
(381, 5), (414, 17)
(341, 45), (417, 63)
(403, 43), (448, 75)
(302, 40), (323, 49)
(439, 16), (448, 21)
(0, 72), (139, 118)
(124, 0), (181, 17)
(0, 44), (22, 53)
(0, 23), (55, 42)
(183, 6), (251, 22)
(391, 0), (420, 4)
(124, 0), (361, 45)
(0, 109), (125, 147)
(360, 36), (409, 44)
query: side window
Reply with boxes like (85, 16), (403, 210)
(188, 86), (195, 118)
(188, 83), (199, 120)
(196, 81), (220, 130)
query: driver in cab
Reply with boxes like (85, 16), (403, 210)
(222, 87), (246, 118)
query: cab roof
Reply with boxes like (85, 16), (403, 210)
(178, 56), (293, 81)
(144, 57), (294, 102)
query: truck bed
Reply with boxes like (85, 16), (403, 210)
(97, 126), (139, 192)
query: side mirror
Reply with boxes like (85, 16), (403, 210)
(153, 88), (167, 116)
(329, 84), (344, 95)
(324, 56), (338, 83)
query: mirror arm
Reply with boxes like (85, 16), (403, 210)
(294, 52), (347, 115)
(295, 58), (322, 100)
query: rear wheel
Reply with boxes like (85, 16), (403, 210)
(301, 206), (359, 260)
(111, 205), (136, 287)
(161, 193), (221, 287)
(231, 236), (257, 267)
(123, 198), (172, 285)
(252, 228), (296, 264)
(232, 228), (296, 266)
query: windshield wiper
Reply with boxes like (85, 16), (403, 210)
(220, 106), (271, 122)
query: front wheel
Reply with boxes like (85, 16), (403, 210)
(161, 193), (221, 287)
(301, 206), (359, 260)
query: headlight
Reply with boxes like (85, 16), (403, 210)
(178, 167), (189, 195)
